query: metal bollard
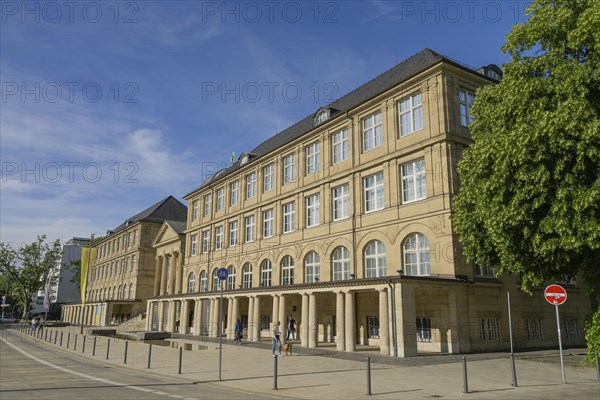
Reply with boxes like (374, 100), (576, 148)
(178, 346), (182, 374)
(74, 335), (78, 351)
(147, 344), (152, 369)
(510, 353), (518, 387)
(82, 335), (86, 353)
(595, 351), (599, 382)
(44, 329), (48, 341)
(54, 331), (57, 345)
(60, 332), (63, 347)
(273, 353), (278, 390)
(66, 333), (70, 349)
(366, 356), (372, 395)
(106, 338), (111, 360)
(93, 337), (97, 356)
(462, 356), (469, 394)
(124, 341), (128, 364)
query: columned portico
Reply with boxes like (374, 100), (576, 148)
(378, 288), (390, 355)
(301, 293), (309, 347)
(336, 291), (345, 351)
(344, 291), (355, 352)
(252, 296), (260, 341)
(160, 256), (168, 295)
(308, 293), (317, 348)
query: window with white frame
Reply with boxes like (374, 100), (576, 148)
(332, 128), (348, 164)
(364, 240), (386, 278)
(188, 272), (196, 293)
(216, 187), (225, 211)
(366, 316), (380, 338)
(362, 112), (382, 151)
(214, 225), (224, 250)
(282, 202), (295, 233)
(305, 193), (320, 227)
(304, 251), (320, 283)
(260, 259), (272, 287)
(226, 265), (236, 290)
(480, 318), (501, 343)
(230, 180), (240, 205)
(305, 142), (320, 175)
(202, 230), (210, 253)
(563, 319), (580, 341)
(246, 172), (256, 199)
(332, 184), (349, 220)
(281, 256), (294, 285)
(263, 209), (274, 238)
(191, 234), (198, 256)
(364, 172), (384, 212)
(459, 89), (475, 127)
(401, 159), (426, 203)
(332, 246), (350, 280)
(283, 153), (296, 183)
(229, 221), (238, 246)
(200, 270), (208, 292)
(263, 163), (274, 192)
(525, 318), (544, 342)
(416, 316), (432, 342)
(203, 193), (212, 217)
(403, 233), (430, 276)
(192, 200), (199, 220)
(399, 92), (423, 136)
(242, 262), (253, 289)
(245, 215), (255, 242)
(212, 268), (220, 291)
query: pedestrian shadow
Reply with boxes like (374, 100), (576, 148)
(469, 387), (514, 394)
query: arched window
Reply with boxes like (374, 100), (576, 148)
(304, 251), (320, 283)
(260, 259), (272, 287)
(103, 288), (107, 300)
(212, 268), (221, 291)
(107, 287), (112, 300)
(227, 265), (236, 290)
(114, 286), (118, 299)
(128, 283), (133, 299)
(364, 240), (386, 278)
(131, 255), (136, 271)
(281, 256), (294, 285)
(200, 270), (208, 292)
(243, 262), (253, 289)
(332, 246), (350, 280)
(188, 272), (196, 293)
(403, 233), (430, 276)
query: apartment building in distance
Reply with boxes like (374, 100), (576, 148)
(62, 196), (187, 326)
(143, 48), (590, 356)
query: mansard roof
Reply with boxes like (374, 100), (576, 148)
(112, 195), (187, 234)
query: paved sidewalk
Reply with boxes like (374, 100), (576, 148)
(3, 325), (599, 399)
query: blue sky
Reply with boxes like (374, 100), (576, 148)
(1, 0), (532, 246)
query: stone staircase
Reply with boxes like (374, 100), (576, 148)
(116, 313), (146, 336)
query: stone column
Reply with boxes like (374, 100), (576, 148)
(168, 253), (176, 295)
(154, 257), (161, 296)
(181, 300), (189, 334)
(308, 293), (317, 348)
(177, 251), (184, 294)
(396, 284), (417, 357)
(232, 296), (240, 338)
(227, 297), (234, 339)
(158, 301), (165, 331)
(145, 301), (153, 331)
(272, 295), (279, 328)
(209, 298), (216, 337)
(301, 293), (309, 347)
(344, 291), (356, 352)
(247, 296), (254, 342)
(336, 292), (345, 351)
(160, 256), (168, 295)
(252, 296), (261, 341)
(193, 299), (202, 336)
(378, 288), (390, 356)
(278, 295), (286, 345)
(167, 301), (176, 332)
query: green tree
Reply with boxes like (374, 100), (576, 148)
(452, 0), (600, 293)
(0, 236), (63, 319)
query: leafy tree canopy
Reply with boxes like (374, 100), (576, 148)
(0, 235), (62, 319)
(452, 0), (600, 294)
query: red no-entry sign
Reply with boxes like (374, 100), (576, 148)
(544, 284), (567, 305)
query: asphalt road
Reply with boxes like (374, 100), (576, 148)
(0, 332), (275, 400)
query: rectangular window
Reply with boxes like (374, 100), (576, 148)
(305, 142), (320, 175)
(229, 221), (238, 246)
(216, 187), (225, 211)
(364, 172), (384, 212)
(305, 193), (320, 227)
(192, 200), (199, 220)
(332, 128), (348, 164)
(263, 164), (274, 192)
(202, 230), (210, 253)
(260, 314), (271, 331)
(245, 215), (255, 243)
(203, 193), (212, 217)
(263, 209), (274, 238)
(401, 159), (426, 203)
(332, 184), (350, 220)
(459, 89), (475, 127)
(282, 202), (296, 233)
(474, 263), (497, 278)
(230, 180), (240, 205)
(480, 318), (501, 343)
(416, 316), (432, 342)
(214, 226), (224, 250)
(366, 316), (380, 339)
(399, 92), (423, 136)
(283, 153), (296, 184)
(525, 318), (544, 342)
(563, 319), (580, 341)
(246, 172), (256, 199)
(362, 112), (382, 152)
(191, 234), (198, 256)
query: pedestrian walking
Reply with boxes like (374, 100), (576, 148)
(234, 319), (243, 345)
(272, 321), (282, 356)
(286, 315), (296, 340)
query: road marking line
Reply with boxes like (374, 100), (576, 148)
(0, 336), (195, 399)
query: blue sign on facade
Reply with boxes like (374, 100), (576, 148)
(217, 267), (228, 281)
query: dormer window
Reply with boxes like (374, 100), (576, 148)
(313, 107), (336, 126)
(238, 152), (256, 166)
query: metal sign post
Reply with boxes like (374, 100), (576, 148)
(216, 267), (228, 382)
(544, 284), (567, 384)
(507, 291), (517, 387)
